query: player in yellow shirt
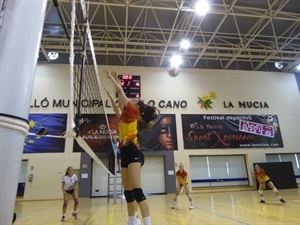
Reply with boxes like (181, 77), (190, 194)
(171, 163), (194, 209)
(254, 164), (285, 204)
(104, 69), (159, 225)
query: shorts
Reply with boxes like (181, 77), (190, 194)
(117, 152), (121, 159)
(121, 142), (144, 168)
(65, 189), (75, 195)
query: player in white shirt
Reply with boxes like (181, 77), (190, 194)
(61, 166), (79, 222)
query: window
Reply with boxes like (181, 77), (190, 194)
(190, 155), (248, 188)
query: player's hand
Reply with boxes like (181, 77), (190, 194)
(104, 69), (120, 84)
(111, 70), (117, 77)
(111, 70), (120, 83)
(103, 69), (112, 79)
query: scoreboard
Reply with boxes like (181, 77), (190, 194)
(118, 74), (141, 98)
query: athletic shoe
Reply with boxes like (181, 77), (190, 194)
(280, 199), (286, 203)
(135, 218), (141, 225)
(189, 205), (195, 210)
(61, 215), (65, 222)
(126, 217), (141, 225)
(126, 219), (141, 225)
(171, 202), (176, 209)
(72, 212), (78, 220)
(259, 200), (265, 203)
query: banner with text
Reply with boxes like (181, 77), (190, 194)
(73, 114), (178, 152)
(73, 114), (116, 174)
(181, 114), (284, 149)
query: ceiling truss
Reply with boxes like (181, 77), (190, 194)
(40, 0), (300, 72)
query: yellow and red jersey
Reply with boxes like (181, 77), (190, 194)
(176, 170), (188, 185)
(254, 169), (270, 183)
(118, 101), (140, 149)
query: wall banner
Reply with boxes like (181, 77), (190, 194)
(72, 114), (116, 174)
(73, 113), (177, 174)
(24, 114), (67, 153)
(181, 114), (284, 149)
(138, 114), (178, 151)
(73, 114), (178, 152)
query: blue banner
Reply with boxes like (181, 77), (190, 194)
(23, 114), (67, 153)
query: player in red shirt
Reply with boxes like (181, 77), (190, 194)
(104, 69), (159, 225)
(105, 87), (140, 224)
(171, 163), (194, 209)
(254, 164), (285, 203)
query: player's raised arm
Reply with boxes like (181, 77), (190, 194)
(103, 69), (128, 110)
(104, 88), (121, 118)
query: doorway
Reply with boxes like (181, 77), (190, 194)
(17, 160), (28, 197)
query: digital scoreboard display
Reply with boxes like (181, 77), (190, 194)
(118, 74), (141, 98)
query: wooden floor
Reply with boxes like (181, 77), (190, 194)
(14, 188), (300, 225)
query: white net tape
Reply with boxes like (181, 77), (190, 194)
(69, 0), (76, 130)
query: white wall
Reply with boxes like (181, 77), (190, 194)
(22, 64), (300, 199)
(23, 153), (80, 200)
(91, 156), (165, 196)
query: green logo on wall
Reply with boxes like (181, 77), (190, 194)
(197, 92), (216, 110)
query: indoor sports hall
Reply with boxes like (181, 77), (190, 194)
(1, 1), (300, 225)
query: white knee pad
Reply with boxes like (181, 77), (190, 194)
(258, 190), (263, 195)
(273, 188), (278, 193)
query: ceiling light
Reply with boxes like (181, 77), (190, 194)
(170, 55), (182, 68)
(195, 0), (210, 16)
(296, 64), (300, 71)
(48, 52), (59, 61)
(180, 40), (190, 49)
(275, 62), (284, 69)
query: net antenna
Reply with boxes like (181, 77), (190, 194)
(64, 0), (116, 175)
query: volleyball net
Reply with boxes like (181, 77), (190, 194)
(67, 0), (115, 175)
